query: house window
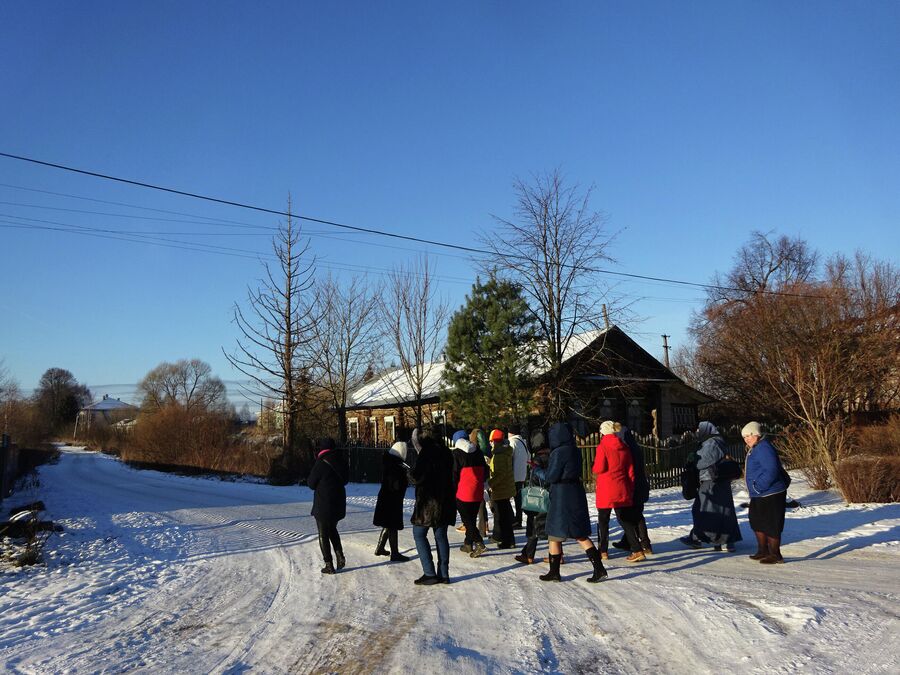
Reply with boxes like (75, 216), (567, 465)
(348, 417), (359, 440)
(369, 417), (378, 444)
(384, 416), (395, 442)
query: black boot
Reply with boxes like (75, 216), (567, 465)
(318, 527), (334, 572)
(539, 554), (562, 582)
(375, 528), (390, 556)
(585, 547), (608, 583)
(388, 529), (410, 562)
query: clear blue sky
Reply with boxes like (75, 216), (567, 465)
(2, 2), (898, 404)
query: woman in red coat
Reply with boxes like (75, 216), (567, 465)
(593, 421), (645, 562)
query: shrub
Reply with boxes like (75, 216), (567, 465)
(779, 422), (851, 490)
(834, 455), (900, 503)
(852, 415), (900, 457)
(121, 406), (273, 476)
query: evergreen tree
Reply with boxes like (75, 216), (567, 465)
(443, 276), (537, 427)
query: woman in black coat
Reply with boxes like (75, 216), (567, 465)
(409, 430), (457, 585)
(307, 438), (349, 574)
(373, 441), (411, 562)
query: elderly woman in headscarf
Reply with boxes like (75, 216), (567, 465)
(307, 437), (349, 574)
(680, 421), (742, 551)
(373, 440), (411, 562)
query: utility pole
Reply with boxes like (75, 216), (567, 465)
(661, 335), (671, 369)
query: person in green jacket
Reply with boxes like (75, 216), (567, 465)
(488, 428), (516, 548)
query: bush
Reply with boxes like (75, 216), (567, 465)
(121, 407), (273, 476)
(852, 415), (900, 457)
(834, 455), (900, 503)
(4, 400), (51, 449)
(779, 423), (847, 490)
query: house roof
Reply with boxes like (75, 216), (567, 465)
(348, 361), (447, 409)
(347, 325), (712, 409)
(80, 396), (138, 412)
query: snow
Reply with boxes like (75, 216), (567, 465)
(1, 447), (898, 674)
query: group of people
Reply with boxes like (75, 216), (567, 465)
(680, 421), (790, 564)
(307, 418), (790, 584)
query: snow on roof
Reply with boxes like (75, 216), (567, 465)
(349, 328), (613, 408)
(349, 361), (447, 408)
(525, 326), (612, 375)
(81, 396), (138, 411)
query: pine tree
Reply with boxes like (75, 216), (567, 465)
(443, 276), (538, 427)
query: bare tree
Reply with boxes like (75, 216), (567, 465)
(381, 256), (449, 430)
(690, 232), (900, 489)
(225, 197), (314, 474)
(481, 169), (617, 419)
(0, 359), (20, 436)
(304, 274), (383, 443)
(138, 359), (229, 414)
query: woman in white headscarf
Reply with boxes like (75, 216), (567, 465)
(373, 441), (412, 562)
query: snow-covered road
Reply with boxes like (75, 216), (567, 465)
(1, 448), (898, 674)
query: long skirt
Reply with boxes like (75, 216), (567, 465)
(691, 480), (742, 545)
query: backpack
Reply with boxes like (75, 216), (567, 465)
(681, 455), (700, 500)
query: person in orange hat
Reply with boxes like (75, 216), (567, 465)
(488, 428), (516, 548)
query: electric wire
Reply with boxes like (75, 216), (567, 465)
(0, 151), (823, 299)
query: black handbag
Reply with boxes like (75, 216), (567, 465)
(716, 458), (743, 482)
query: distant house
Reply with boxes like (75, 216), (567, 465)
(346, 325), (712, 442)
(345, 362), (447, 444)
(74, 395), (138, 437)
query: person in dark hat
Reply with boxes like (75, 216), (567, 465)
(307, 437), (349, 574)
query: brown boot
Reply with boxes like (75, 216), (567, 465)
(625, 550), (646, 563)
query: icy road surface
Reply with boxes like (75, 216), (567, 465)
(1, 448), (898, 674)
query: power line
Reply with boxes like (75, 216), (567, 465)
(0, 151), (822, 299)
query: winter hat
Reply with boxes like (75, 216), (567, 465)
(389, 441), (408, 461)
(411, 428), (423, 453)
(489, 428), (504, 443)
(317, 437), (335, 457)
(454, 437), (477, 453)
(530, 430), (547, 450)
(599, 420), (617, 435)
(741, 421), (763, 438)
(451, 429), (468, 444)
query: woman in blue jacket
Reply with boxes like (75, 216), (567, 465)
(742, 421), (788, 564)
